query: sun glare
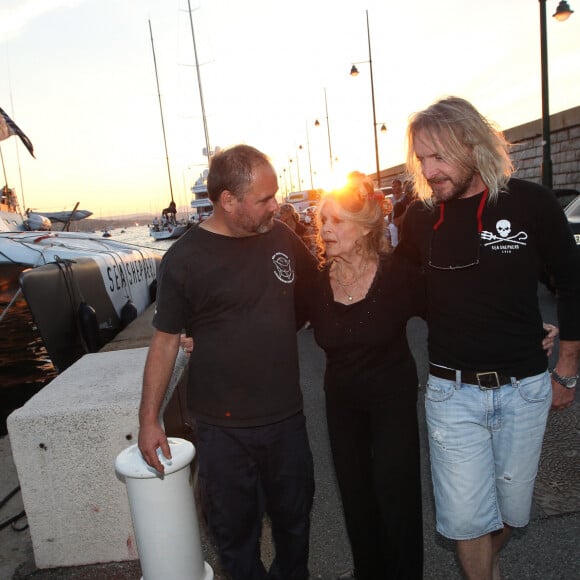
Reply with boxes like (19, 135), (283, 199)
(316, 168), (364, 193)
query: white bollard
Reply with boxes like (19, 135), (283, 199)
(115, 438), (213, 580)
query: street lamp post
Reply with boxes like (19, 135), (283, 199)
(314, 88), (334, 170)
(288, 159), (296, 191)
(350, 9), (381, 185)
(303, 125), (315, 189)
(539, 0), (574, 189)
(282, 168), (289, 197)
(295, 147), (302, 189)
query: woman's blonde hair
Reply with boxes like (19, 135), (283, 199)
(315, 172), (387, 268)
(406, 96), (513, 205)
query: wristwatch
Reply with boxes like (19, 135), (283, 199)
(550, 369), (579, 389)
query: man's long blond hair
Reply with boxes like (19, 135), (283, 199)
(406, 96), (514, 205)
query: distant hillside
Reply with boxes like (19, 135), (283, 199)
(106, 213), (154, 221)
(74, 216), (152, 232)
(68, 205), (192, 232)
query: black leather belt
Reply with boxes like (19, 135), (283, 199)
(429, 364), (522, 390)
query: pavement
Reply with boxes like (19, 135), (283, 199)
(1, 285), (579, 579)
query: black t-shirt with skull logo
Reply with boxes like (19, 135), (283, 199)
(397, 177), (580, 376)
(153, 221), (317, 427)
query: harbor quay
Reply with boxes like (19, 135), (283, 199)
(1, 285), (578, 579)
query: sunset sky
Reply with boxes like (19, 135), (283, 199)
(1, 0), (579, 218)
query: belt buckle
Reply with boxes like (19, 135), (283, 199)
(476, 371), (500, 390)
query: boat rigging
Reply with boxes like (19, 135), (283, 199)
(148, 20), (188, 241)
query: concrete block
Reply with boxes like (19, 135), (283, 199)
(7, 347), (187, 569)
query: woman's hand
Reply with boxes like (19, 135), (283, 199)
(180, 334), (194, 356)
(542, 323), (558, 357)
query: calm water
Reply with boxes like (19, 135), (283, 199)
(0, 225), (174, 435)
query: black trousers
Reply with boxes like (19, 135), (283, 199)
(326, 396), (423, 580)
(197, 413), (314, 580)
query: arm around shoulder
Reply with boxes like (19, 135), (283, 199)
(138, 329), (182, 473)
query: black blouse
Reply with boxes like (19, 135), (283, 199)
(309, 253), (426, 407)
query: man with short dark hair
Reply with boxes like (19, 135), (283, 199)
(397, 96), (580, 580)
(139, 144), (316, 580)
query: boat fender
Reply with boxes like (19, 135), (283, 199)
(121, 299), (138, 329)
(79, 301), (101, 352)
(149, 279), (157, 303)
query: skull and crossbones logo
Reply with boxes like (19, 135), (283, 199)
(480, 220), (528, 246)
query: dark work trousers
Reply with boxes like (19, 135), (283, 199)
(326, 396), (423, 580)
(196, 413), (314, 580)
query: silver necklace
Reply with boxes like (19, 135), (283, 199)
(334, 261), (368, 302)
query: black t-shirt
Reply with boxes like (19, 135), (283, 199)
(397, 178), (580, 376)
(309, 253), (426, 407)
(153, 222), (318, 427)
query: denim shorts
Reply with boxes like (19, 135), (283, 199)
(425, 370), (552, 540)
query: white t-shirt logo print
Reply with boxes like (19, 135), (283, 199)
(272, 252), (295, 283)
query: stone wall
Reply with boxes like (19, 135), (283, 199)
(506, 106), (580, 191)
(378, 105), (580, 192)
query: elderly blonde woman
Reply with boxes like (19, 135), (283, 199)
(308, 175), (426, 580)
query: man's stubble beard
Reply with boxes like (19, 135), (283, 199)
(429, 170), (477, 203)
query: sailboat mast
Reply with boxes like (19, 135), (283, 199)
(148, 19), (174, 203)
(187, 0), (211, 165)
